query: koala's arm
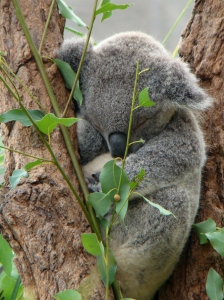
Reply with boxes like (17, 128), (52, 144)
(125, 112), (206, 196)
(77, 118), (108, 166)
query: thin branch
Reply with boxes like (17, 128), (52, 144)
(2, 60), (48, 113)
(0, 146), (53, 163)
(39, 0), (56, 54)
(162, 0), (193, 45)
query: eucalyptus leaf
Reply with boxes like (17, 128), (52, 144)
(0, 235), (13, 277)
(97, 248), (117, 286)
(0, 274), (19, 300)
(138, 87), (155, 107)
(0, 109), (44, 126)
(88, 192), (112, 217)
(205, 231), (224, 256)
(99, 218), (109, 231)
(54, 289), (82, 300)
(193, 218), (217, 244)
(81, 233), (104, 256)
(56, 0), (87, 27)
(25, 160), (43, 172)
(53, 59), (83, 104)
(35, 113), (79, 136)
(99, 160), (130, 220)
(206, 268), (224, 300)
(99, 0), (112, 22)
(9, 169), (29, 189)
(0, 154), (4, 165)
(115, 183), (129, 221)
(95, 3), (133, 16)
(142, 196), (176, 218)
(129, 168), (146, 190)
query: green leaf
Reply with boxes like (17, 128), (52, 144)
(24, 160), (43, 172)
(88, 192), (112, 218)
(0, 235), (13, 277)
(0, 154), (4, 165)
(52, 59), (83, 104)
(54, 289), (82, 300)
(99, 218), (109, 231)
(35, 113), (79, 135)
(97, 248), (117, 286)
(193, 218), (217, 244)
(129, 168), (146, 190)
(205, 232), (224, 256)
(9, 169), (29, 189)
(138, 87), (155, 107)
(56, 0), (87, 27)
(95, 3), (133, 16)
(206, 268), (224, 300)
(0, 275), (16, 299)
(99, 0), (112, 22)
(81, 233), (104, 256)
(142, 196), (176, 218)
(101, 11), (112, 22)
(99, 160), (130, 220)
(0, 109), (44, 126)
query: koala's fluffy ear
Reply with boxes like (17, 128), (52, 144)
(148, 55), (213, 111)
(57, 37), (94, 73)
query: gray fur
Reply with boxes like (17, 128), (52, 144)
(58, 31), (212, 300)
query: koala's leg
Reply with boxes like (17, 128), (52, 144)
(109, 186), (192, 300)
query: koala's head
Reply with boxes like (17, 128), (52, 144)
(58, 31), (212, 158)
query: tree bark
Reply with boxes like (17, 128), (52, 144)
(158, 0), (224, 299)
(0, 1), (107, 299)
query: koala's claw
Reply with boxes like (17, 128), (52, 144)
(85, 174), (101, 193)
(85, 176), (96, 185)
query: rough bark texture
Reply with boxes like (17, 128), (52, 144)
(0, 1), (108, 299)
(158, 0), (224, 299)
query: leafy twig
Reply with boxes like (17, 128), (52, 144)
(61, 0), (99, 118)
(12, 0), (101, 239)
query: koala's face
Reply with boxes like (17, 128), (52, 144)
(79, 56), (165, 157)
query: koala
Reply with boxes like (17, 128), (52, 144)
(58, 31), (212, 300)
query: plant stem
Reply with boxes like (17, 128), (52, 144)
(117, 61), (139, 194)
(39, 0), (56, 54)
(105, 226), (109, 300)
(61, 0), (99, 118)
(0, 146), (53, 163)
(162, 0), (193, 45)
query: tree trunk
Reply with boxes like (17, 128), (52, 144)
(158, 0), (224, 299)
(0, 1), (107, 299)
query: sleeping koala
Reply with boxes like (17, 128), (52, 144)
(58, 32), (212, 300)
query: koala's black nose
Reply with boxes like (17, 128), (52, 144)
(109, 132), (127, 158)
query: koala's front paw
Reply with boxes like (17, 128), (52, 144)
(85, 173), (101, 193)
